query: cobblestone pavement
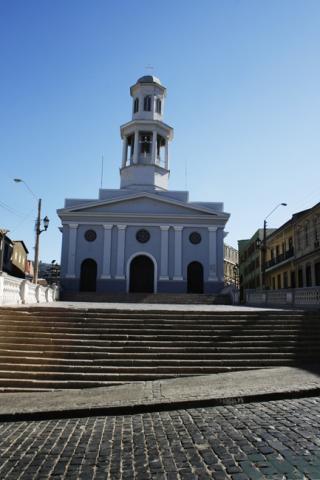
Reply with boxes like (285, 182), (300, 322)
(1, 397), (320, 480)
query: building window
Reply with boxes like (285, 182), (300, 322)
(133, 98), (139, 113)
(144, 95), (151, 111)
(283, 271), (288, 289)
(136, 229), (150, 243)
(305, 221), (309, 247)
(297, 227), (302, 250)
(189, 232), (202, 245)
(306, 264), (312, 286)
(139, 132), (152, 154)
(298, 269), (303, 287)
(156, 98), (161, 114)
(84, 230), (97, 242)
(272, 277), (276, 289)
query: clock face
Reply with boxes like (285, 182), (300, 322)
(136, 229), (150, 243)
(189, 232), (201, 245)
(84, 229), (97, 242)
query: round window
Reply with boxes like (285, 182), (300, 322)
(84, 229), (97, 242)
(189, 232), (201, 245)
(136, 229), (150, 243)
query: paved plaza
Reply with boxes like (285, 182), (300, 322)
(1, 396), (320, 479)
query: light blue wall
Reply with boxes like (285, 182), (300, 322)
(60, 222), (226, 294)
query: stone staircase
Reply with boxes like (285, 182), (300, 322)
(0, 306), (319, 392)
(61, 292), (231, 304)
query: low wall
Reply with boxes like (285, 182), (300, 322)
(246, 287), (320, 308)
(0, 272), (59, 306)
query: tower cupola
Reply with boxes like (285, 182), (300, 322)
(120, 75), (174, 191)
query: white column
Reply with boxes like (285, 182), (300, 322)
(160, 226), (170, 280)
(173, 226), (183, 280)
(133, 130), (139, 164)
(66, 224), (78, 278)
(152, 130), (157, 164)
(101, 224), (113, 279)
(121, 137), (128, 167)
(165, 140), (169, 169)
(115, 225), (126, 279)
(208, 226), (218, 281)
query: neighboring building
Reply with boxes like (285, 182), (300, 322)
(241, 200), (320, 294)
(10, 241), (29, 278)
(238, 228), (276, 297)
(0, 233), (29, 279)
(224, 244), (238, 286)
(1, 234), (13, 273)
(265, 219), (295, 289)
(25, 260), (34, 281)
(293, 201), (320, 287)
(57, 75), (230, 295)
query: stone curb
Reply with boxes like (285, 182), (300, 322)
(1, 386), (320, 423)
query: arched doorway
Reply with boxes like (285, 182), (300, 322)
(187, 261), (203, 293)
(80, 259), (97, 292)
(129, 255), (154, 293)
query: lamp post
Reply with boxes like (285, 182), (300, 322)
(0, 229), (9, 274)
(261, 203), (287, 289)
(14, 179), (49, 284)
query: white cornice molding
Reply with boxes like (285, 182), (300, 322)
(57, 190), (229, 218)
(61, 220), (226, 228)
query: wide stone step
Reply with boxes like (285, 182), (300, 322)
(60, 292), (231, 304)
(0, 357), (315, 373)
(0, 348), (317, 362)
(0, 340), (318, 354)
(1, 330), (318, 342)
(0, 367), (263, 382)
(1, 324), (318, 335)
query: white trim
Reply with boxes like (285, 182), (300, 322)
(173, 225), (183, 280)
(116, 225), (127, 279)
(61, 220), (225, 228)
(126, 251), (158, 293)
(101, 224), (113, 279)
(57, 191), (224, 217)
(160, 225), (170, 279)
(66, 223), (78, 277)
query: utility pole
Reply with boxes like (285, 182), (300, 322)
(33, 198), (42, 284)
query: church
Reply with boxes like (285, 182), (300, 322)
(57, 75), (230, 294)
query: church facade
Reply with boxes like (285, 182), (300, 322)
(57, 75), (230, 294)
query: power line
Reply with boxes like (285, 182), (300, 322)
(0, 200), (25, 218)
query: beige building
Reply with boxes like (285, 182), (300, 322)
(224, 244), (238, 286)
(293, 202), (320, 287)
(265, 219), (295, 289)
(11, 241), (29, 278)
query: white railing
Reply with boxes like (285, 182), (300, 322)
(0, 273), (58, 306)
(246, 287), (320, 308)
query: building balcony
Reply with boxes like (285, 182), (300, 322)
(265, 247), (294, 271)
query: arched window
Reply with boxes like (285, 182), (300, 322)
(133, 98), (139, 113)
(156, 98), (161, 114)
(144, 95), (151, 111)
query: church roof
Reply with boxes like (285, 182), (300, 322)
(137, 75), (162, 85)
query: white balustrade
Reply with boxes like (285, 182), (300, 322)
(245, 287), (320, 308)
(0, 273), (58, 306)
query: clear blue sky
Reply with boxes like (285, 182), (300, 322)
(1, 0), (319, 263)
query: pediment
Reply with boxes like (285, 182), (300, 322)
(59, 192), (223, 218)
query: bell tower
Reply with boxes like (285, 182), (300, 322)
(120, 75), (174, 191)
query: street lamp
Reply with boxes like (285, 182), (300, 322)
(261, 202), (287, 289)
(14, 179), (49, 284)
